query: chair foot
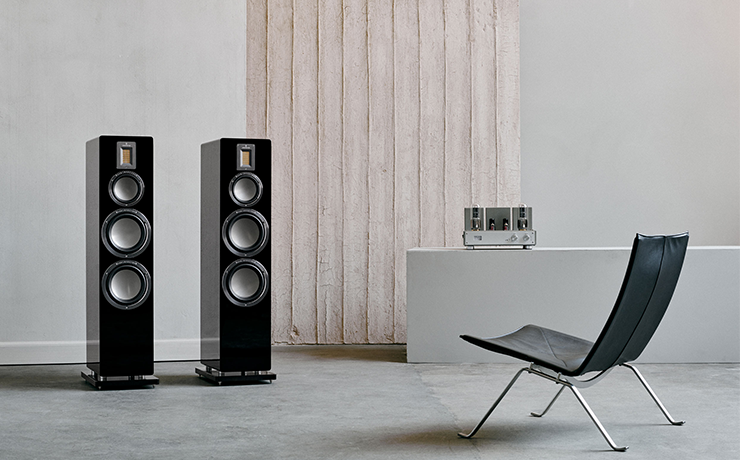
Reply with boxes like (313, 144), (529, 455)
(622, 363), (685, 425)
(457, 367), (529, 439)
(569, 386), (629, 452)
(531, 385), (566, 418)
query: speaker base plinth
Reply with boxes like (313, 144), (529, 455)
(195, 366), (276, 385)
(81, 372), (159, 390)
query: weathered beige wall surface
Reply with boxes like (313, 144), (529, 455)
(247, 0), (521, 344)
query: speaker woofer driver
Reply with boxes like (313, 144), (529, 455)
(101, 209), (152, 258)
(108, 171), (145, 207)
(229, 172), (263, 207)
(101, 260), (152, 310)
(222, 259), (269, 307)
(221, 209), (269, 257)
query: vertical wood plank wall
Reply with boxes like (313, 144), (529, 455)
(246, 0), (520, 344)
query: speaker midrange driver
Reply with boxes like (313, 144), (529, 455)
(221, 208), (269, 257)
(108, 171), (145, 206)
(229, 172), (263, 207)
(101, 208), (152, 258)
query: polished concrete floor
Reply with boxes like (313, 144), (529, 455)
(0, 345), (737, 459)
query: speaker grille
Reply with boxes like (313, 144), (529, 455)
(221, 259), (269, 307)
(221, 209), (269, 257)
(101, 209), (152, 258)
(101, 260), (152, 310)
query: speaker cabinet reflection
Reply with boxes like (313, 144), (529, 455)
(83, 135), (158, 390)
(197, 138), (275, 384)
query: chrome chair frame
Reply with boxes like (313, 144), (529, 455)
(458, 363), (684, 451)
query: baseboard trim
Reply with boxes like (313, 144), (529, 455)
(0, 339), (201, 365)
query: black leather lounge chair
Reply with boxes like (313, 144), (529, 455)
(458, 233), (689, 451)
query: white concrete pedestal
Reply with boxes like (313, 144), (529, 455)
(406, 246), (739, 363)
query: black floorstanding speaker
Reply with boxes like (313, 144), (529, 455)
(196, 138), (276, 384)
(83, 135), (158, 390)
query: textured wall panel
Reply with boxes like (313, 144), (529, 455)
(443, 0), (473, 247)
(247, 0), (268, 136)
(471, 0), (497, 206)
(258, 0), (520, 344)
(393, 1), (420, 343)
(266, 0), (294, 342)
(292, 0), (320, 343)
(368, 0), (396, 343)
(342, 0), (371, 344)
(419, 0), (447, 248)
(494, 0), (521, 206)
(316, 0), (345, 343)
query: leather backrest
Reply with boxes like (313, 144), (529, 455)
(578, 233), (689, 374)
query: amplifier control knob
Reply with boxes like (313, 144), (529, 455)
(510, 234), (518, 242)
(523, 234), (530, 242)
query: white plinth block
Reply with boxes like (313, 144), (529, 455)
(407, 247), (739, 363)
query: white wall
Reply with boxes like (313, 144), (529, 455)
(0, 0), (246, 364)
(520, 0), (740, 247)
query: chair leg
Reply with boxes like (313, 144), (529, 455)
(622, 363), (685, 425)
(531, 385), (565, 418)
(568, 386), (629, 452)
(458, 367), (529, 439)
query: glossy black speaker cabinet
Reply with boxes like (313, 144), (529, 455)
(197, 138), (275, 384)
(84, 135), (158, 389)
